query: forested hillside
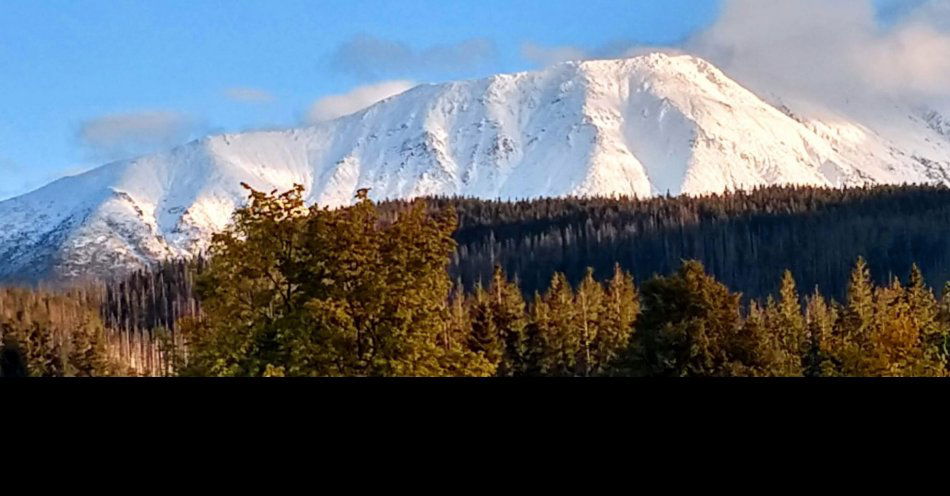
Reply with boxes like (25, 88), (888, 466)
(3, 184), (950, 377)
(419, 185), (950, 299)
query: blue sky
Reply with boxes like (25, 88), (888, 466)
(0, 0), (940, 199)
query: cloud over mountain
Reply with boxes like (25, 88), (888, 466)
(688, 0), (950, 104)
(307, 80), (416, 123)
(520, 0), (950, 109)
(77, 110), (201, 161)
(330, 35), (496, 78)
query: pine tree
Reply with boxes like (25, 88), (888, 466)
(466, 266), (529, 375)
(595, 265), (639, 376)
(574, 268), (605, 377)
(538, 273), (580, 376)
(804, 290), (836, 377)
(870, 278), (914, 376)
(67, 320), (116, 377)
(734, 302), (770, 377)
(836, 257), (876, 376)
(939, 282), (950, 363)
(764, 271), (806, 376)
(468, 282), (504, 370)
(634, 261), (744, 377)
(905, 264), (947, 374)
(523, 293), (550, 376)
(489, 266), (529, 376)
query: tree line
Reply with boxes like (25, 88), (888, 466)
(0, 286), (119, 376)
(97, 184), (950, 338)
(4, 183), (950, 377)
(407, 184), (950, 299)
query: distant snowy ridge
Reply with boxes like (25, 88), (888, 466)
(3, 53), (950, 282)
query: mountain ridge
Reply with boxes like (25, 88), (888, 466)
(3, 52), (950, 282)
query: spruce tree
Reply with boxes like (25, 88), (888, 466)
(837, 257), (876, 375)
(764, 271), (806, 376)
(595, 265), (639, 376)
(466, 267), (529, 376)
(539, 273), (580, 376)
(575, 268), (605, 377)
(804, 290), (836, 377)
(634, 261), (744, 377)
(905, 264), (946, 373)
(468, 283), (504, 371)
(523, 293), (550, 376)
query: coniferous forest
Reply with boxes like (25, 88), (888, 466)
(3, 183), (950, 377)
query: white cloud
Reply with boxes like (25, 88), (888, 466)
(517, 1), (950, 110)
(685, 0), (950, 104)
(225, 87), (275, 103)
(77, 110), (200, 160)
(307, 80), (416, 123)
(520, 42), (587, 67)
(330, 35), (496, 78)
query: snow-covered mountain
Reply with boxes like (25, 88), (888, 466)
(3, 53), (950, 282)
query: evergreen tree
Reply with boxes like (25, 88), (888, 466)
(633, 261), (745, 377)
(538, 273), (580, 376)
(836, 257), (876, 375)
(906, 264), (947, 371)
(523, 293), (551, 376)
(575, 268), (605, 377)
(803, 290), (836, 377)
(468, 282), (504, 371)
(764, 271), (806, 376)
(939, 282), (950, 362)
(870, 278), (914, 376)
(596, 265), (639, 376)
(66, 320), (116, 377)
(734, 302), (771, 377)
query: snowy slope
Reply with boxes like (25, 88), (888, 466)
(2, 53), (950, 282)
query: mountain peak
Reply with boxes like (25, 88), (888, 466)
(3, 55), (950, 282)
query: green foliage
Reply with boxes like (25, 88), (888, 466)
(418, 184), (950, 301)
(526, 266), (639, 377)
(803, 291), (836, 377)
(0, 288), (118, 377)
(468, 266), (528, 375)
(181, 184), (490, 377)
(763, 271), (807, 376)
(532, 272), (581, 376)
(633, 261), (748, 377)
(153, 188), (950, 377)
(596, 265), (639, 375)
(7, 184), (950, 378)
